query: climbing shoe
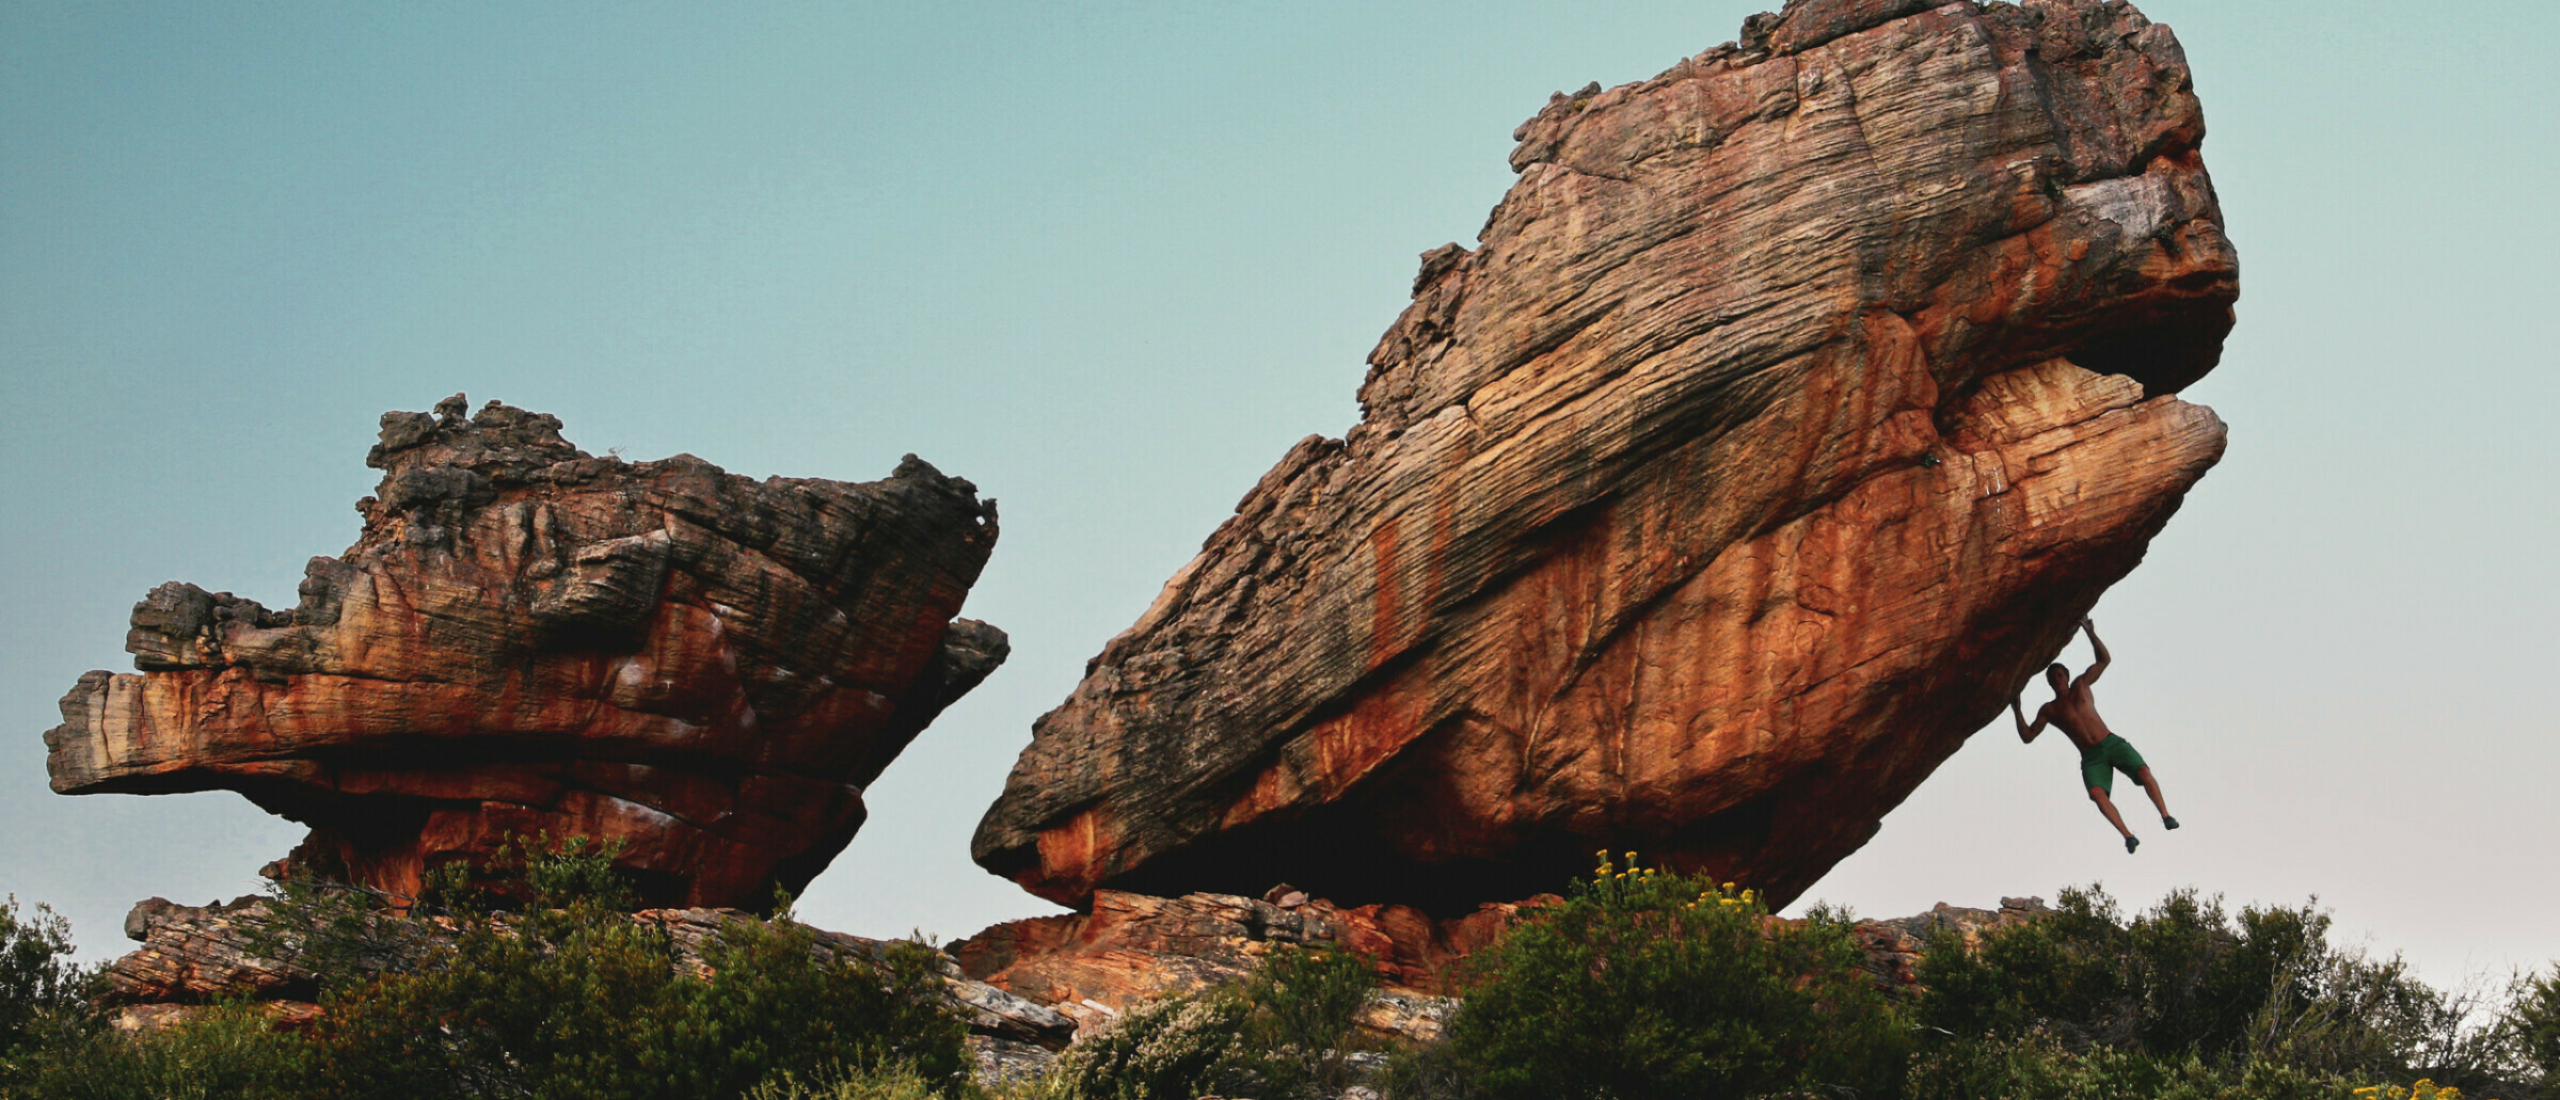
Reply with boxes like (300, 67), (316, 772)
(2125, 835), (2140, 854)
(2164, 816), (2181, 830)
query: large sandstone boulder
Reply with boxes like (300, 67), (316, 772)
(975, 0), (2236, 913)
(47, 395), (1005, 908)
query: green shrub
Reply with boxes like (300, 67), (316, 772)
(745, 1061), (944, 1100)
(1913, 886), (2505, 1094)
(1376, 1034), (1476, 1100)
(1046, 992), (1249, 1100)
(301, 840), (970, 1099)
(1218, 945), (1378, 1099)
(5, 1003), (321, 1100)
(1908, 1029), (2162, 1100)
(1001, 943), (1382, 1100)
(4, 838), (969, 1100)
(1906, 1029), (2366, 1100)
(1915, 887), (2142, 1051)
(0, 897), (91, 1068)
(1437, 853), (1908, 1100)
(2508, 968), (2560, 1082)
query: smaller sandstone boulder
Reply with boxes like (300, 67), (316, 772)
(46, 397), (1006, 909)
(100, 896), (316, 1006)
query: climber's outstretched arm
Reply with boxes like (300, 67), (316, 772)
(2075, 617), (2111, 688)
(2012, 696), (2049, 744)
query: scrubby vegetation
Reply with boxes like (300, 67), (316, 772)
(0, 897), (96, 1086)
(0, 841), (968, 1100)
(998, 942), (1380, 1100)
(1429, 853), (1904, 1099)
(1023, 863), (2560, 1100)
(1905, 885), (2535, 1098)
(5, 850), (2558, 1100)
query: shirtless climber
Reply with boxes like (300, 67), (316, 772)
(2012, 617), (2180, 853)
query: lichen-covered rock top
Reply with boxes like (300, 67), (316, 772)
(974, 0), (2235, 913)
(48, 395), (1006, 908)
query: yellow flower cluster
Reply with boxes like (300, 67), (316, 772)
(1689, 881), (1758, 912)
(1594, 849), (1658, 881)
(2354, 1080), (2472, 1100)
(1589, 849), (1758, 912)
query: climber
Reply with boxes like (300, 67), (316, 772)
(2012, 617), (2180, 854)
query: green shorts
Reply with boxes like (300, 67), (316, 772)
(2079, 734), (2148, 794)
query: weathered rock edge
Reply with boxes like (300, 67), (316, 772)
(974, 0), (2237, 914)
(47, 396), (1005, 908)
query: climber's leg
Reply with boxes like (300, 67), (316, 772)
(2088, 785), (2134, 842)
(2135, 766), (2177, 828)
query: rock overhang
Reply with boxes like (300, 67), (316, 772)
(973, 0), (2236, 915)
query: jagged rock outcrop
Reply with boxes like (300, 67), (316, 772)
(99, 896), (1076, 1049)
(47, 395), (1004, 908)
(975, 0), (2236, 913)
(1849, 895), (2053, 990)
(951, 888), (1531, 1040)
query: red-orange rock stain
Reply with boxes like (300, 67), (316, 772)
(1366, 518), (1402, 669)
(1032, 804), (1118, 901)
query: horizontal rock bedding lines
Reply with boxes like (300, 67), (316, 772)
(47, 395), (1006, 909)
(975, 0), (2237, 913)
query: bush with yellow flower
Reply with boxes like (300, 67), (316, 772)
(1430, 850), (1906, 1100)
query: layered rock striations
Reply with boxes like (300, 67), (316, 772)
(975, 0), (2237, 913)
(48, 396), (1005, 908)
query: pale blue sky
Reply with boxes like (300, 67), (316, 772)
(4, 1), (2553, 988)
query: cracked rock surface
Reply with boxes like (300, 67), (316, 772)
(974, 0), (2236, 913)
(48, 396), (1004, 908)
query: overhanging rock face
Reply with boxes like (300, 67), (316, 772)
(48, 396), (1006, 908)
(975, 0), (2236, 913)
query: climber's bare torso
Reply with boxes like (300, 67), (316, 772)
(2033, 679), (2114, 753)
